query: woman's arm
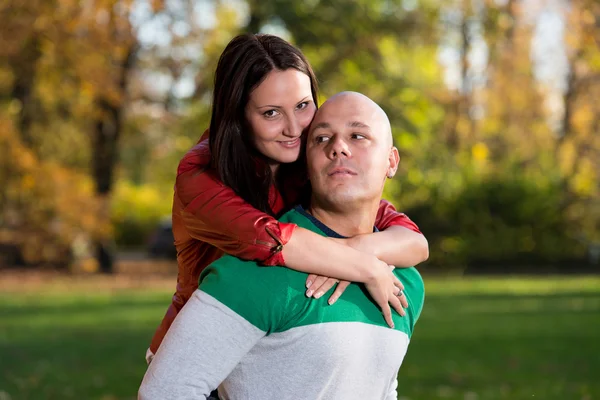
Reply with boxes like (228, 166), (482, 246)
(304, 200), (428, 304)
(176, 140), (295, 266)
(372, 199), (429, 267)
(334, 226), (428, 269)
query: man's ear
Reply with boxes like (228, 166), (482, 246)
(386, 147), (400, 179)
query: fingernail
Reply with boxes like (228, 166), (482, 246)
(306, 290), (313, 297)
(391, 324), (395, 329)
(314, 291), (323, 299)
(306, 281), (312, 289)
(328, 298), (335, 305)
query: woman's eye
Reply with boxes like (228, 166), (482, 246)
(315, 136), (329, 143)
(263, 110), (279, 118)
(297, 101), (309, 110)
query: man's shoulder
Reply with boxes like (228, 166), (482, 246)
(279, 206), (329, 236)
(394, 267), (425, 333)
(396, 267), (424, 289)
(278, 207), (308, 225)
(200, 255), (291, 332)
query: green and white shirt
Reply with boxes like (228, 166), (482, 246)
(139, 206), (425, 400)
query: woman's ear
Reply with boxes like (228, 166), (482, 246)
(386, 147), (400, 179)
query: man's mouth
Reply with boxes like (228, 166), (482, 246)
(328, 167), (357, 177)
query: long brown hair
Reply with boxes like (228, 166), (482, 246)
(209, 34), (318, 215)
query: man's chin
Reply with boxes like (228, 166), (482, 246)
(319, 190), (363, 208)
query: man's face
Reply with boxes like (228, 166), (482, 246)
(306, 94), (399, 209)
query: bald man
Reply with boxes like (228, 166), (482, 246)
(139, 92), (425, 400)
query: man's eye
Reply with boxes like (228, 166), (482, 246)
(352, 133), (366, 140)
(263, 110), (279, 118)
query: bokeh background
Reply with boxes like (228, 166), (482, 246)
(1, 0), (599, 399)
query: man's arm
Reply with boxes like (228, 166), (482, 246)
(139, 290), (266, 400)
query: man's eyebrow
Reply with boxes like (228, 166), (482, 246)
(311, 122), (331, 131)
(348, 121), (370, 129)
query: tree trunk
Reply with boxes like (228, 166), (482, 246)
(92, 44), (138, 273)
(10, 36), (41, 148)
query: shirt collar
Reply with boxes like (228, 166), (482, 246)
(293, 205), (379, 238)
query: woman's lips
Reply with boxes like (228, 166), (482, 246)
(277, 137), (301, 148)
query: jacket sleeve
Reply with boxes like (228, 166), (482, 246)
(374, 199), (422, 234)
(175, 140), (296, 266)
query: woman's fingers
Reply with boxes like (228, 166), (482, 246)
(306, 275), (331, 297)
(381, 303), (394, 328)
(306, 274), (317, 289)
(312, 278), (339, 299)
(327, 280), (351, 304)
(393, 277), (405, 291)
(397, 290), (408, 309)
(390, 294), (406, 317)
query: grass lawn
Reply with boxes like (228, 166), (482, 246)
(0, 273), (599, 400)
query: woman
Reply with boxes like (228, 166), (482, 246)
(148, 33), (428, 361)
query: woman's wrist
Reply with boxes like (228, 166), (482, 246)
(283, 227), (382, 282)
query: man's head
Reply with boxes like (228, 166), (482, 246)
(306, 92), (400, 212)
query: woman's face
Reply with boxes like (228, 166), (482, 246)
(245, 69), (317, 169)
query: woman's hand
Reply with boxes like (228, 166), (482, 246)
(306, 260), (408, 328)
(305, 276), (351, 305)
(363, 263), (407, 328)
(304, 237), (353, 304)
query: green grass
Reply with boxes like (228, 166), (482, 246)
(1, 275), (599, 400)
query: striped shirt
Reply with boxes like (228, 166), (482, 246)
(139, 206), (425, 400)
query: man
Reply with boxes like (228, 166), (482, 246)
(138, 92), (425, 400)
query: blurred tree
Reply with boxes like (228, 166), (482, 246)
(559, 0), (600, 246)
(0, 0), (163, 271)
(1, 0), (597, 270)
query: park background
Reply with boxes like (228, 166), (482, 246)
(1, 0), (599, 399)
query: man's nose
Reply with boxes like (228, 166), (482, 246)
(327, 137), (351, 159)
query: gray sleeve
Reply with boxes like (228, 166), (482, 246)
(138, 290), (266, 400)
(385, 377), (399, 400)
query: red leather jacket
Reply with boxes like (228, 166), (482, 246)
(149, 137), (422, 353)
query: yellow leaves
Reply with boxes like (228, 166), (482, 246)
(0, 68), (14, 93)
(21, 174), (35, 191)
(111, 180), (171, 224)
(572, 101), (595, 133)
(18, 150), (36, 170)
(7, 99), (22, 115)
(570, 158), (597, 197)
(455, 117), (471, 136)
(0, 125), (107, 266)
(582, 10), (596, 25)
(472, 142), (489, 162)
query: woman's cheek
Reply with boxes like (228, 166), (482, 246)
(300, 106), (317, 130)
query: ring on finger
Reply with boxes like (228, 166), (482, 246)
(396, 289), (404, 297)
